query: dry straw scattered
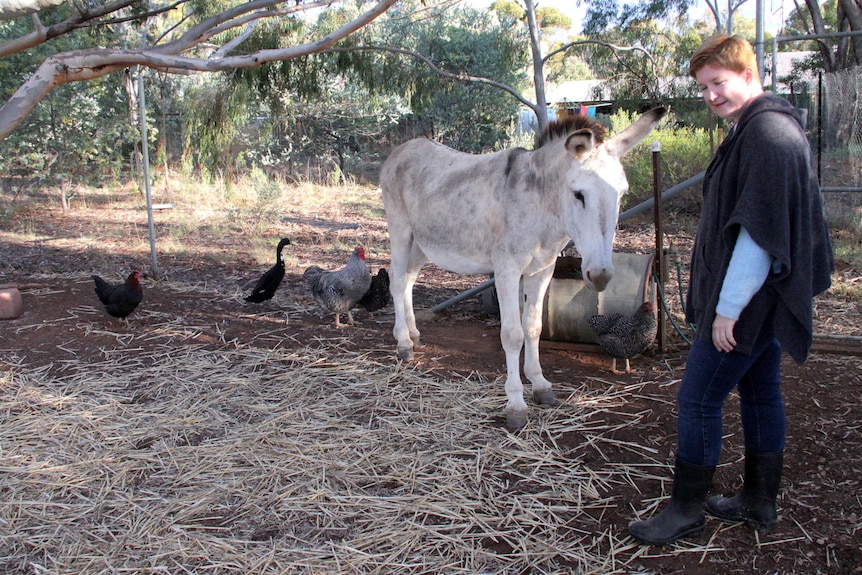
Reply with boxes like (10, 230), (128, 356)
(1, 297), (721, 575)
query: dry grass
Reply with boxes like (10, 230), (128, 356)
(0, 292), (693, 575)
(2, 171), (861, 574)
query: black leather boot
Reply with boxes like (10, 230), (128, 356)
(629, 458), (716, 545)
(706, 450), (783, 532)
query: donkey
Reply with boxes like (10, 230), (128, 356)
(380, 107), (666, 430)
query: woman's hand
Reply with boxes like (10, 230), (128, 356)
(712, 314), (737, 352)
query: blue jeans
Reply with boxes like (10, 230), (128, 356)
(676, 330), (785, 467)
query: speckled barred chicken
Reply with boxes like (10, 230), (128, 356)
(303, 246), (372, 328)
(588, 301), (657, 373)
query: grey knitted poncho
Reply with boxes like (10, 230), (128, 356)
(685, 93), (834, 363)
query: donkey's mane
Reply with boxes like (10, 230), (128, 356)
(534, 114), (606, 149)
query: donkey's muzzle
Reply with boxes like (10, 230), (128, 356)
(585, 268), (613, 292)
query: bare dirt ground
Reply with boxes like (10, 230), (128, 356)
(1, 181), (861, 574)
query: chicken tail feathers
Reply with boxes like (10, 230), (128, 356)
(244, 290), (266, 303)
(91, 275), (113, 304)
(303, 266), (325, 289)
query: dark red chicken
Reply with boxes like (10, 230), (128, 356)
(357, 267), (390, 313)
(303, 246), (372, 327)
(588, 301), (657, 373)
(92, 269), (143, 321)
(245, 237), (291, 303)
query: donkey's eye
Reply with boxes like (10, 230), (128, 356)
(574, 191), (585, 206)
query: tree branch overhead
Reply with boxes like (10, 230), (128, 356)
(0, 0), (398, 142)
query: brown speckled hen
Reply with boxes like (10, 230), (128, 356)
(588, 301), (657, 373)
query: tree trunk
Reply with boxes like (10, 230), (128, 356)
(524, 0), (548, 132)
(804, 0), (837, 71)
(837, 0), (862, 66)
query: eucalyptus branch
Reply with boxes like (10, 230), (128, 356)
(0, 0), (139, 57)
(0, 0), (398, 142)
(92, 0), (189, 30)
(212, 22), (258, 59)
(543, 39), (658, 79)
(324, 44), (539, 113)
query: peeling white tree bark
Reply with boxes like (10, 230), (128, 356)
(0, 0), (64, 20)
(0, 0), (399, 142)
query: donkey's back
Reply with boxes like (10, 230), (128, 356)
(381, 139), (532, 276)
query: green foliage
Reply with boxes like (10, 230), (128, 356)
(0, 12), (140, 181)
(169, 0), (531, 183)
(536, 7), (571, 31)
(585, 0), (699, 35)
(180, 77), (252, 181)
(489, 0), (524, 23)
(0, 75), (140, 182)
(328, 0), (528, 153)
(782, 0), (838, 51)
(576, 13), (703, 102)
(544, 49), (595, 84)
(229, 17), (321, 109)
(609, 109), (712, 206)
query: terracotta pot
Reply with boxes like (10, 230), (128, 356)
(0, 288), (23, 320)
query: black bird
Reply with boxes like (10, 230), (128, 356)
(245, 238), (291, 303)
(92, 269), (143, 320)
(357, 267), (390, 313)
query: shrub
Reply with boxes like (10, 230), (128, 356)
(610, 109), (712, 210)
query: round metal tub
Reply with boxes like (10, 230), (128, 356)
(539, 252), (656, 344)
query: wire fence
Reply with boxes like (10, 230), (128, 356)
(818, 65), (862, 233)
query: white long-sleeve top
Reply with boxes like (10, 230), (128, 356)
(716, 226), (776, 321)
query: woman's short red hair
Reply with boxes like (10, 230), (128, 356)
(689, 34), (759, 78)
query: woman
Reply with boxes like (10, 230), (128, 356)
(628, 35), (834, 546)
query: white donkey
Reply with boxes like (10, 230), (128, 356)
(381, 108), (665, 430)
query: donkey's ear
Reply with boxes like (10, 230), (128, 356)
(565, 129), (595, 158)
(605, 106), (666, 157)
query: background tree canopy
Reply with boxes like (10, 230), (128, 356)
(0, 0), (858, 185)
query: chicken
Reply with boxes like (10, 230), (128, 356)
(588, 301), (658, 374)
(92, 269), (143, 321)
(357, 267), (390, 313)
(245, 237), (291, 303)
(303, 246), (372, 327)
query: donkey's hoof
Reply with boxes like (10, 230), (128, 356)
(533, 389), (558, 406)
(505, 410), (528, 431)
(396, 346), (414, 361)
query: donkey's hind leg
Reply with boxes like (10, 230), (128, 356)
(400, 241), (425, 347)
(389, 233), (424, 361)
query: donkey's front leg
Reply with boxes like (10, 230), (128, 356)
(494, 272), (530, 431)
(521, 267), (557, 407)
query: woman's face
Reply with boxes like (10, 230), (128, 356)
(695, 63), (761, 120)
